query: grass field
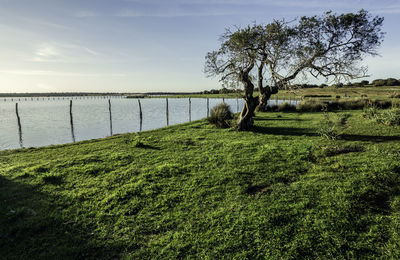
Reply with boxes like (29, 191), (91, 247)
(1, 110), (400, 258)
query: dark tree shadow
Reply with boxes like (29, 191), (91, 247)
(254, 117), (304, 121)
(251, 126), (318, 137)
(340, 134), (400, 143)
(0, 176), (125, 259)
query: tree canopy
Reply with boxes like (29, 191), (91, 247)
(205, 10), (385, 130)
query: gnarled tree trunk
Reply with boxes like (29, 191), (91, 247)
(257, 86), (278, 112)
(236, 68), (259, 131)
(237, 96), (258, 130)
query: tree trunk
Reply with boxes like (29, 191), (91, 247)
(237, 96), (258, 131)
(257, 86), (278, 112)
(236, 64), (257, 131)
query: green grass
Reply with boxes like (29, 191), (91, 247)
(1, 111), (400, 258)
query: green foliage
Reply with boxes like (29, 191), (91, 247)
(390, 92), (400, 98)
(298, 99), (326, 112)
(377, 109), (400, 126)
(372, 78), (400, 87)
(317, 112), (351, 140)
(297, 98), (394, 112)
(317, 113), (340, 140)
(277, 102), (297, 112)
(364, 107), (400, 126)
(207, 103), (233, 128)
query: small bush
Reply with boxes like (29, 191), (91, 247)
(317, 112), (351, 140)
(208, 103), (233, 128)
(378, 108), (400, 126)
(363, 107), (400, 126)
(362, 106), (379, 120)
(303, 94), (331, 98)
(338, 113), (351, 126)
(267, 104), (279, 112)
(317, 113), (340, 140)
(328, 99), (392, 111)
(298, 99), (326, 112)
(390, 92), (400, 98)
(392, 100), (400, 108)
(277, 102), (297, 112)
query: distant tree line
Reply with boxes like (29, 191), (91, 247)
(203, 77), (400, 94)
(201, 87), (242, 95)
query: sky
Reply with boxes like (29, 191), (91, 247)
(0, 0), (399, 93)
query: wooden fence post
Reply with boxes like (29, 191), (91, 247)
(15, 103), (23, 148)
(189, 97), (192, 122)
(138, 99), (143, 132)
(166, 98), (169, 126)
(70, 100), (76, 143)
(108, 99), (113, 136)
(207, 98), (209, 118)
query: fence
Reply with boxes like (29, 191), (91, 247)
(9, 97), (246, 149)
(6, 97), (300, 149)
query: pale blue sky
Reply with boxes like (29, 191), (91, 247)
(0, 0), (399, 93)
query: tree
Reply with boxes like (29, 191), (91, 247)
(205, 10), (384, 130)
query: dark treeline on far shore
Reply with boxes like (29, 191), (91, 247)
(0, 92), (203, 98)
(0, 92), (128, 98)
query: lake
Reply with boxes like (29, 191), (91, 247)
(0, 97), (299, 150)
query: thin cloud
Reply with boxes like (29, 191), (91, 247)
(0, 70), (126, 77)
(31, 42), (99, 63)
(20, 17), (72, 30)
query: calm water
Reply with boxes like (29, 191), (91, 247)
(0, 97), (299, 150)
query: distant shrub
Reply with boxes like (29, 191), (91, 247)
(360, 80), (369, 86)
(372, 79), (386, 86)
(208, 103), (233, 128)
(378, 108), (400, 126)
(386, 78), (400, 86)
(297, 99), (326, 112)
(363, 107), (400, 126)
(317, 113), (340, 140)
(362, 106), (380, 120)
(277, 102), (297, 112)
(336, 99), (366, 110)
(338, 113), (351, 126)
(392, 100), (400, 108)
(390, 92), (400, 98)
(303, 94), (331, 98)
(333, 83), (344, 88)
(328, 99), (392, 111)
(267, 104), (279, 112)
